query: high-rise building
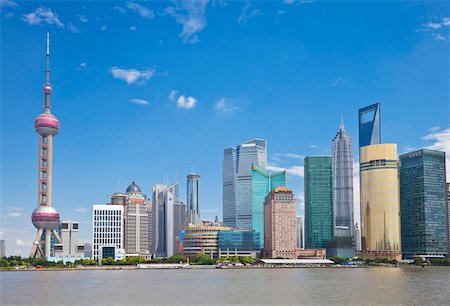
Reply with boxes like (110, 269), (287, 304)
(223, 139), (267, 229)
(264, 187), (297, 259)
(400, 149), (448, 258)
(447, 183), (450, 257)
(296, 216), (304, 249)
(360, 144), (401, 260)
(332, 119), (354, 234)
(92, 204), (124, 260)
(151, 184), (168, 255)
(354, 223), (362, 251)
(304, 156), (334, 249)
(0, 240), (5, 258)
(155, 182), (186, 257)
(251, 165), (286, 248)
(358, 102), (381, 148)
(53, 220), (85, 258)
(124, 182), (150, 257)
(186, 173), (201, 226)
(30, 33), (62, 258)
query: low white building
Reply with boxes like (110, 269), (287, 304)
(92, 204), (124, 260)
(53, 220), (85, 259)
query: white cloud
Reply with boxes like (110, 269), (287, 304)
(109, 67), (154, 84)
(78, 14), (88, 23)
(67, 23), (80, 33)
(177, 95), (198, 109)
(330, 77), (345, 87)
(0, 0), (18, 8)
(16, 239), (27, 246)
(169, 90), (179, 101)
(74, 207), (89, 213)
(164, 0), (209, 44)
(80, 62), (86, 68)
(423, 126), (450, 178)
(126, 2), (154, 19)
(130, 98), (149, 106)
(309, 144), (319, 148)
(113, 5), (126, 14)
(433, 33), (446, 41)
(238, 0), (262, 25)
(201, 208), (219, 213)
(100, 25), (107, 31)
(267, 164), (304, 177)
(425, 22), (442, 30)
(214, 98), (239, 112)
(283, 0), (315, 4)
(278, 10), (286, 16)
(22, 7), (64, 27)
(442, 17), (450, 26)
(130, 26), (137, 31)
(272, 153), (305, 162)
(6, 207), (22, 218)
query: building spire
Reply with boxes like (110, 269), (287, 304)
(43, 32), (52, 113)
(340, 116), (345, 131)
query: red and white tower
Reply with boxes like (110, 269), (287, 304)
(30, 33), (62, 258)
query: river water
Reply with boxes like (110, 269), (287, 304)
(1, 267), (449, 305)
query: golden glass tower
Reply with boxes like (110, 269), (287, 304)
(360, 144), (402, 260)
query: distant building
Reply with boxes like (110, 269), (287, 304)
(155, 182), (186, 257)
(304, 156), (334, 249)
(151, 184), (168, 256)
(124, 182), (150, 258)
(186, 173), (201, 226)
(92, 204), (124, 260)
(327, 226), (353, 258)
(219, 230), (261, 258)
(251, 165), (286, 248)
(447, 183), (450, 257)
(354, 223), (362, 252)
(182, 225), (232, 258)
(360, 144), (401, 260)
(296, 217), (304, 249)
(0, 239), (5, 258)
(400, 149), (448, 258)
(53, 220), (85, 258)
(295, 248), (327, 259)
(264, 187), (297, 259)
(84, 243), (92, 259)
(358, 102), (381, 148)
(223, 139), (267, 229)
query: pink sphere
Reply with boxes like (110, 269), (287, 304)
(31, 206), (60, 230)
(34, 113), (60, 136)
(43, 85), (52, 94)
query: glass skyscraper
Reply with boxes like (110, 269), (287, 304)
(400, 149), (448, 257)
(332, 119), (354, 235)
(251, 165), (286, 248)
(223, 139), (267, 229)
(304, 156), (334, 249)
(358, 103), (381, 148)
(186, 173), (201, 226)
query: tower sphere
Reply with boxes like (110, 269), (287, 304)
(34, 113), (60, 136)
(43, 84), (52, 94)
(31, 206), (60, 230)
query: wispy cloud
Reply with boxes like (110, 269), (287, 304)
(433, 33), (446, 42)
(16, 239), (27, 246)
(22, 7), (64, 28)
(177, 95), (198, 109)
(0, 0), (18, 8)
(272, 153), (305, 162)
(283, 0), (315, 4)
(100, 25), (107, 31)
(418, 17), (450, 42)
(423, 125), (450, 177)
(109, 67), (155, 84)
(214, 98), (239, 112)
(78, 14), (88, 23)
(74, 207), (89, 213)
(267, 164), (304, 177)
(130, 26), (137, 31)
(67, 23), (80, 33)
(330, 77), (345, 87)
(126, 2), (154, 19)
(201, 208), (219, 214)
(238, 0), (262, 25)
(6, 207), (23, 218)
(169, 90), (179, 101)
(164, 0), (209, 44)
(309, 144), (319, 148)
(130, 98), (150, 106)
(113, 5), (126, 14)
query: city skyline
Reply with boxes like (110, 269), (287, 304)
(1, 1), (449, 257)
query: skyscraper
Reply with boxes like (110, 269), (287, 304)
(186, 173), (201, 226)
(360, 144), (401, 260)
(447, 183), (450, 257)
(155, 182), (185, 257)
(251, 165), (286, 248)
(358, 103), (381, 147)
(297, 216), (304, 249)
(400, 149), (448, 258)
(124, 182), (150, 257)
(304, 156), (334, 249)
(332, 119), (354, 234)
(30, 33), (62, 258)
(223, 139), (267, 229)
(151, 184), (168, 255)
(264, 187), (297, 259)
(92, 204), (124, 260)
(0, 240), (5, 258)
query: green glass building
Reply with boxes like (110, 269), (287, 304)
(400, 149), (448, 258)
(251, 165), (286, 248)
(304, 156), (334, 249)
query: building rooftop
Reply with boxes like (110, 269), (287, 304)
(261, 259), (334, 265)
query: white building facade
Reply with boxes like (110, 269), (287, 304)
(92, 204), (124, 260)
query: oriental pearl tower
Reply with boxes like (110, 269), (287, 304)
(30, 33), (62, 258)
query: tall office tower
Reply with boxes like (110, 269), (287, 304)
(223, 139), (267, 229)
(30, 33), (62, 258)
(146, 201), (152, 257)
(297, 216), (304, 249)
(400, 149), (448, 258)
(0, 240), (5, 258)
(151, 184), (168, 255)
(360, 144), (401, 260)
(447, 183), (450, 256)
(156, 182), (186, 257)
(251, 165), (286, 248)
(304, 156), (334, 249)
(332, 119), (354, 235)
(264, 187), (297, 259)
(124, 182), (150, 257)
(358, 103), (381, 147)
(92, 204), (124, 260)
(53, 220), (85, 258)
(186, 173), (201, 226)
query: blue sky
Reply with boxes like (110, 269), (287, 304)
(1, 0), (449, 256)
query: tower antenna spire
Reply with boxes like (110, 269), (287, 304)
(340, 116), (345, 130)
(43, 32), (52, 113)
